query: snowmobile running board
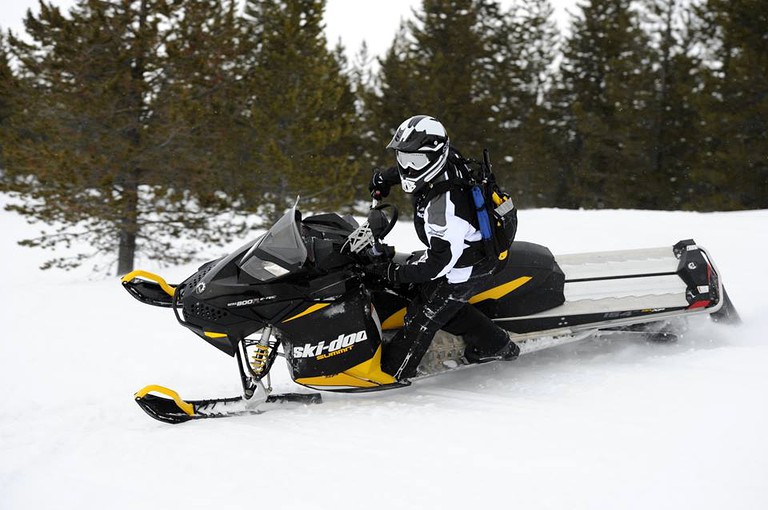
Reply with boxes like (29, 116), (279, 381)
(134, 385), (322, 424)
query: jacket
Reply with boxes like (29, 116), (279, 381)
(384, 148), (485, 284)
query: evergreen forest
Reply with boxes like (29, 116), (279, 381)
(0, 0), (765, 273)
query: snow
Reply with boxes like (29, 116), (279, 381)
(1, 195), (767, 509)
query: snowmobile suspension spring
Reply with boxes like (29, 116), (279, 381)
(249, 345), (270, 376)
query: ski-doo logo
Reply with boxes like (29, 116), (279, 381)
(293, 330), (368, 360)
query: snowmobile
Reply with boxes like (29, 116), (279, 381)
(122, 201), (740, 423)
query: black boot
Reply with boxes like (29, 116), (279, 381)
(464, 339), (520, 364)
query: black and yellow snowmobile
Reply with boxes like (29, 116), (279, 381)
(122, 202), (739, 423)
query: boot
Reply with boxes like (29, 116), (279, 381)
(464, 339), (520, 364)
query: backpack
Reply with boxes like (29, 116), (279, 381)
(424, 149), (518, 261)
(462, 149), (518, 261)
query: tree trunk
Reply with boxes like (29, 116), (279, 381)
(117, 168), (140, 275)
(117, 0), (148, 276)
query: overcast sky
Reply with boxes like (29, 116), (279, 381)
(1, 0), (578, 60)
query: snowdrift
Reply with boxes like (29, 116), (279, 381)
(1, 196), (767, 509)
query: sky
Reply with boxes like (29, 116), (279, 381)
(1, 0), (579, 60)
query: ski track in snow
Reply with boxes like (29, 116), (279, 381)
(1, 196), (767, 509)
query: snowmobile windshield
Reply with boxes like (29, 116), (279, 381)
(239, 204), (307, 281)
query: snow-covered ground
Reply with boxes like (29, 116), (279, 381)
(1, 196), (766, 510)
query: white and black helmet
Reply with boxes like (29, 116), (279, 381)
(387, 115), (450, 193)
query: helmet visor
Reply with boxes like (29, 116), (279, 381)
(396, 151), (432, 174)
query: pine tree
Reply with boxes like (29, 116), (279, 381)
(493, 0), (560, 207)
(362, 23), (417, 178)
(0, 34), (17, 168)
(363, 0), (535, 213)
(641, 0), (705, 209)
(692, 0), (768, 209)
(239, 0), (360, 222)
(556, 0), (657, 209)
(0, 0), (248, 274)
(368, 0), (502, 162)
(346, 41), (380, 184)
(157, 0), (248, 197)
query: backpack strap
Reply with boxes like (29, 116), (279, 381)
(418, 155), (473, 204)
(420, 179), (455, 204)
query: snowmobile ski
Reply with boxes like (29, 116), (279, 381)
(134, 385), (322, 424)
(121, 270), (176, 308)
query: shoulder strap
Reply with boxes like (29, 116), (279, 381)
(421, 162), (473, 203)
(417, 148), (481, 205)
(420, 179), (454, 206)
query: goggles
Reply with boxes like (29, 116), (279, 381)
(396, 151), (433, 173)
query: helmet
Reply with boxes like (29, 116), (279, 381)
(386, 115), (450, 193)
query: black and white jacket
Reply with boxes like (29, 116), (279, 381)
(386, 150), (485, 284)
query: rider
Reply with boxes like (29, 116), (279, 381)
(367, 115), (519, 380)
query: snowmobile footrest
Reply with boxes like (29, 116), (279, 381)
(265, 393), (324, 405)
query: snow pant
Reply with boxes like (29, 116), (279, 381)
(381, 258), (511, 380)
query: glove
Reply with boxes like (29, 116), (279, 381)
(367, 242), (395, 260)
(368, 167), (399, 199)
(364, 262), (401, 283)
(369, 169), (391, 199)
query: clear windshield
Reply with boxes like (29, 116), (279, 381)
(239, 204), (307, 281)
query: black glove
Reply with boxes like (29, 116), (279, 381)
(366, 242), (395, 261)
(369, 169), (391, 199)
(368, 167), (399, 199)
(364, 262), (402, 283)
